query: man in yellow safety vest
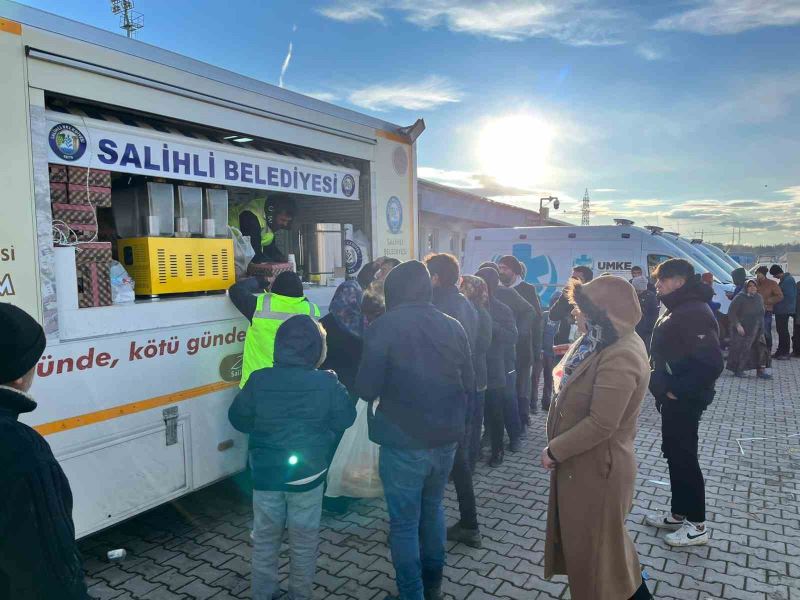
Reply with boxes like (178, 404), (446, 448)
(228, 195), (295, 263)
(229, 270), (320, 388)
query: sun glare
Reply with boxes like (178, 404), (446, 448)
(477, 115), (555, 189)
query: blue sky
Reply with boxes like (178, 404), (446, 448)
(16, 0), (800, 244)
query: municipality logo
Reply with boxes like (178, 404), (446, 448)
(49, 123), (87, 162)
(386, 196), (403, 234)
(345, 239), (363, 275)
(341, 174), (356, 198)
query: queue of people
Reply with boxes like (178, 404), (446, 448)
(2, 252), (741, 600)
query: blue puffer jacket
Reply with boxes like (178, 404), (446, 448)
(228, 315), (356, 491)
(774, 273), (797, 315)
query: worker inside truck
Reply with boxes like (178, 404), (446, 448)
(229, 194), (296, 264)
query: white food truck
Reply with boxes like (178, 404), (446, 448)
(463, 220), (736, 313)
(0, 2), (421, 537)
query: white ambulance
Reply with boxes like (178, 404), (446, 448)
(463, 220), (735, 313)
(1, 3), (421, 537)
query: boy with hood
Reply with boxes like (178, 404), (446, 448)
(0, 304), (89, 599)
(355, 261), (473, 600)
(229, 315), (355, 600)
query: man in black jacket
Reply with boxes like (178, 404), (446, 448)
(0, 304), (89, 600)
(425, 253), (482, 549)
(645, 259), (723, 548)
(356, 261), (473, 600)
(498, 255), (544, 418)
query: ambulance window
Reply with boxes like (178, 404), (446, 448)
(647, 254), (672, 275)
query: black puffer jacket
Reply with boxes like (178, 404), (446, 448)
(472, 304), (493, 392)
(0, 387), (88, 600)
(356, 261), (474, 449)
(229, 315), (356, 491)
(432, 284), (478, 359)
(649, 276), (724, 408)
(478, 268), (518, 390)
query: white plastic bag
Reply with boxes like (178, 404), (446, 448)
(109, 260), (136, 304)
(326, 399), (383, 498)
(229, 226), (255, 278)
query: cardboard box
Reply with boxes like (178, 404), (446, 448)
(52, 203), (96, 225)
(75, 242), (112, 264)
(49, 164), (68, 182)
(67, 184), (112, 207)
(69, 223), (98, 242)
(246, 261), (293, 282)
(77, 261), (112, 308)
(67, 166), (112, 188)
(50, 181), (68, 203)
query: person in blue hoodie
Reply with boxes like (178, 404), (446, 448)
(229, 315), (355, 600)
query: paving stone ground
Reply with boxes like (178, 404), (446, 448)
(80, 358), (800, 599)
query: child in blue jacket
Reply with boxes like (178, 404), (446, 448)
(229, 315), (355, 600)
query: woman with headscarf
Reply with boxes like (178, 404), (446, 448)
(541, 275), (653, 600)
(476, 267), (517, 467)
(320, 280), (365, 395)
(460, 275), (493, 470)
(726, 279), (771, 379)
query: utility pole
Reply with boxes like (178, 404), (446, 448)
(110, 0), (143, 38)
(581, 188), (590, 226)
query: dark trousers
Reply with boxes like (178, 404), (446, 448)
(451, 441), (478, 530)
(469, 390), (485, 466)
(531, 353), (554, 409)
(793, 317), (800, 356)
(661, 399), (705, 523)
(629, 579), (652, 600)
(504, 371), (521, 442)
(485, 388), (506, 456)
(775, 313), (792, 356)
(515, 353), (532, 426)
(764, 311), (773, 354)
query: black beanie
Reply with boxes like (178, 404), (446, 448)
(0, 303), (46, 383)
(271, 271), (304, 298)
(498, 255), (523, 276)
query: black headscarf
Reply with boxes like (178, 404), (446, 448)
(384, 260), (432, 310)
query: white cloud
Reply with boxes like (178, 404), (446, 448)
(654, 0), (800, 35)
(348, 75), (463, 111)
(777, 186), (800, 203)
(635, 43), (665, 61)
(317, 0), (627, 46)
(593, 188), (618, 193)
(715, 74), (800, 123)
(418, 167), (482, 188)
(317, 0), (385, 23)
(303, 91), (340, 103)
(279, 41), (293, 88)
(624, 198), (666, 208)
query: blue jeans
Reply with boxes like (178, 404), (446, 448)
(252, 485), (324, 600)
(380, 444), (458, 600)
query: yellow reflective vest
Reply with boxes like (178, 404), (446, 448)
(228, 197), (275, 248)
(240, 292), (320, 388)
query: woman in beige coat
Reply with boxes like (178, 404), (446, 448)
(541, 275), (652, 600)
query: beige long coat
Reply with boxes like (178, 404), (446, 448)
(544, 277), (651, 600)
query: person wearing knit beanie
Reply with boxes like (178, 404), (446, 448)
(0, 304), (89, 598)
(0, 302), (46, 387)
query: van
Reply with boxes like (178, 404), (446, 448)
(463, 221), (735, 313)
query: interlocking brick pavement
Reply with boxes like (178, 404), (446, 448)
(80, 358), (800, 599)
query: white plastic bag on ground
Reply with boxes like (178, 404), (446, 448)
(229, 226), (255, 278)
(110, 260), (136, 304)
(326, 399), (383, 498)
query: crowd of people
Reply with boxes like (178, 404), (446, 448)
(4, 252), (795, 600)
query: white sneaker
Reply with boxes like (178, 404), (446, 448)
(664, 521), (709, 547)
(645, 512), (684, 530)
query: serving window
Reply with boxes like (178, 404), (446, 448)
(44, 96), (371, 338)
